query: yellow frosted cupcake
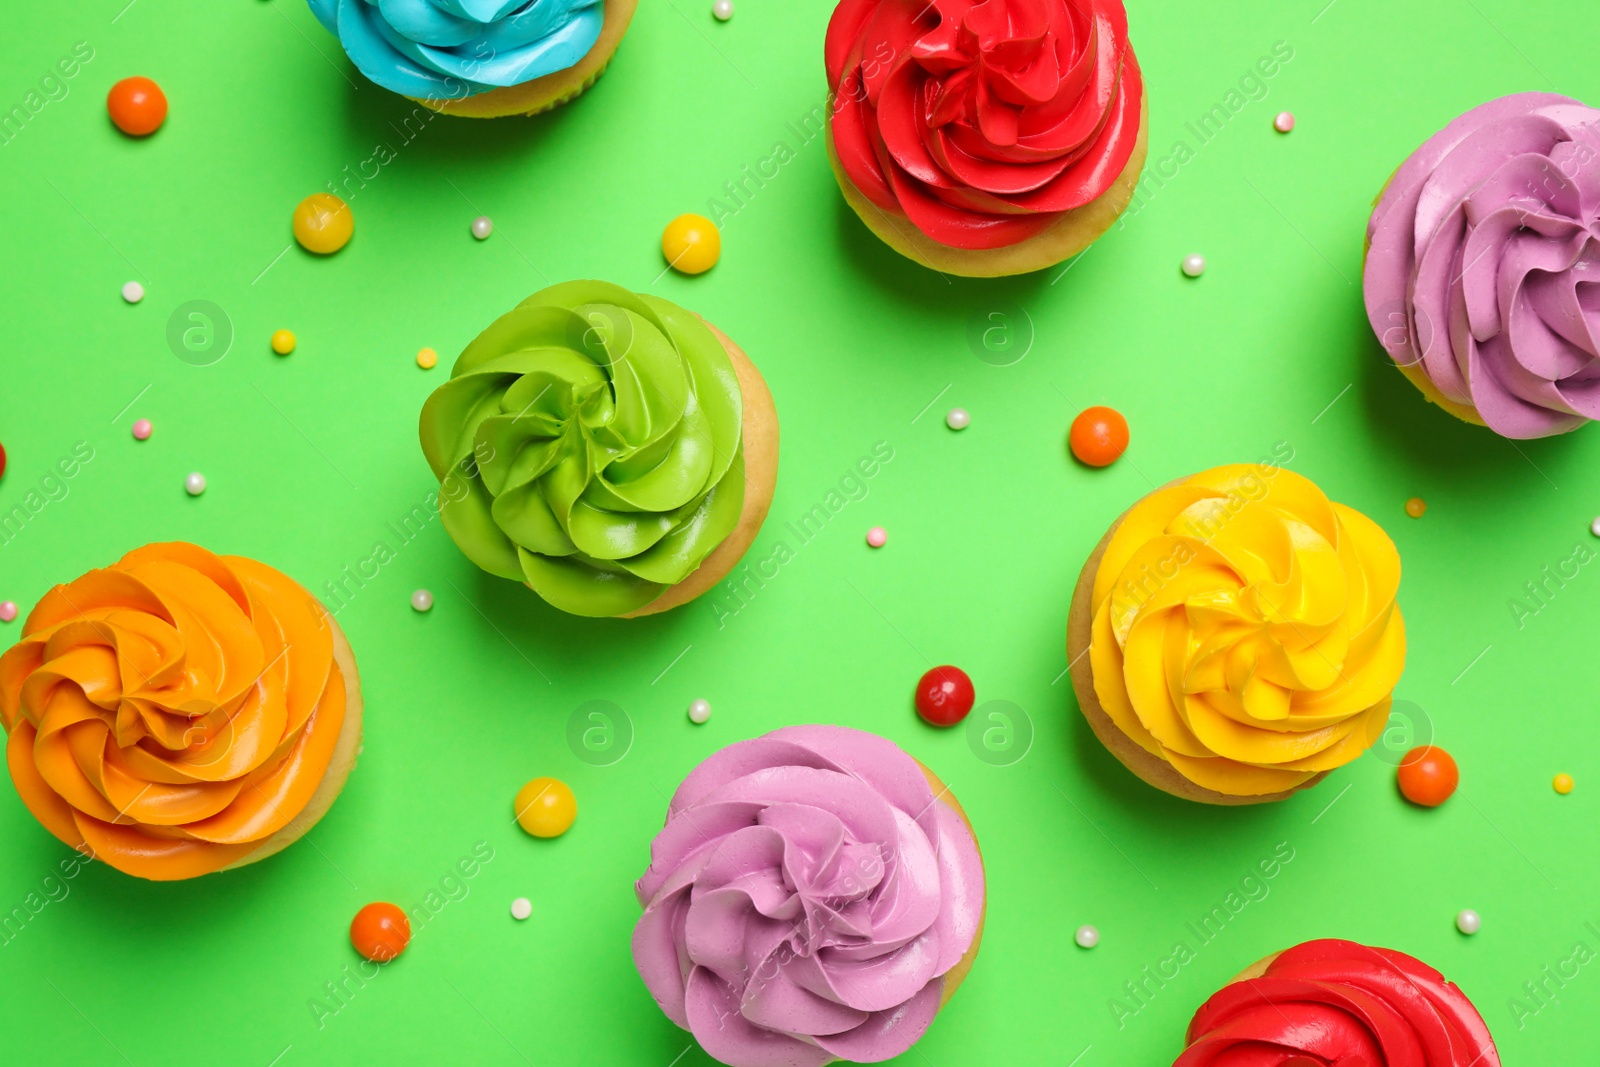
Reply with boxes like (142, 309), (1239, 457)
(1067, 464), (1405, 804)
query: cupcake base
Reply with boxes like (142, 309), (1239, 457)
(1393, 351), (1489, 427)
(222, 612), (363, 871)
(1066, 491), (1327, 806)
(619, 318), (779, 618)
(828, 95), (1149, 278)
(1227, 951), (1281, 983)
(916, 760), (985, 1007)
(415, 0), (638, 119)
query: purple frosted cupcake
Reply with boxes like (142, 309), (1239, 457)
(1364, 92), (1600, 438)
(632, 725), (985, 1067)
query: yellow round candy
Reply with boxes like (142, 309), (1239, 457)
(293, 193), (354, 255)
(662, 213), (721, 275)
(514, 777), (576, 838)
(416, 347), (438, 370)
(1404, 497), (1426, 519)
(271, 329), (296, 355)
(1554, 773), (1574, 795)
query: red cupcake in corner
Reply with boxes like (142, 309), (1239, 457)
(825, 0), (1148, 277)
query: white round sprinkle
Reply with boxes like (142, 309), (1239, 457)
(1181, 254), (1207, 278)
(510, 897), (532, 921)
(945, 407), (970, 431)
(688, 698), (712, 724)
(1590, 516), (1600, 538)
(712, 0), (733, 20)
(121, 281), (144, 304)
(1456, 909), (1481, 935)
(1075, 924), (1100, 949)
(184, 472), (207, 496)
(411, 589), (434, 612)
(471, 215), (494, 240)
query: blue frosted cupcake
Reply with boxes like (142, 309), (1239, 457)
(307, 0), (637, 117)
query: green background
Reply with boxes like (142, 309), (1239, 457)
(1, 0), (1596, 1062)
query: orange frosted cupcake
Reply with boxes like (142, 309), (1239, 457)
(0, 543), (361, 880)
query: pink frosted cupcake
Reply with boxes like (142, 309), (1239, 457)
(1364, 92), (1600, 438)
(632, 725), (984, 1066)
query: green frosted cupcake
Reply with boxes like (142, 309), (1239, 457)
(419, 281), (779, 618)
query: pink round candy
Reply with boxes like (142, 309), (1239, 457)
(1274, 111), (1296, 133)
(0, 601), (17, 623)
(866, 526), (887, 548)
(132, 419), (152, 441)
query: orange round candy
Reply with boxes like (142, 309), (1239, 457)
(350, 902), (411, 963)
(1069, 406), (1129, 467)
(662, 214), (720, 275)
(1397, 745), (1458, 807)
(1405, 497), (1427, 518)
(293, 193), (354, 255)
(514, 777), (576, 838)
(107, 77), (167, 136)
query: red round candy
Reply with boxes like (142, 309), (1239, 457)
(107, 77), (167, 136)
(0, 440), (7, 481)
(1396, 745), (1458, 807)
(350, 902), (411, 962)
(915, 666), (975, 727)
(1069, 406), (1129, 467)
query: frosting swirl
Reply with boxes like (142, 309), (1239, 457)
(825, 0), (1144, 250)
(633, 725), (984, 1067)
(307, 0), (603, 99)
(1365, 92), (1600, 438)
(0, 543), (350, 881)
(419, 281), (745, 617)
(1177, 939), (1500, 1066)
(1086, 465), (1405, 796)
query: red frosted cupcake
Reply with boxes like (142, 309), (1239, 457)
(825, 0), (1148, 276)
(1176, 939), (1500, 1066)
